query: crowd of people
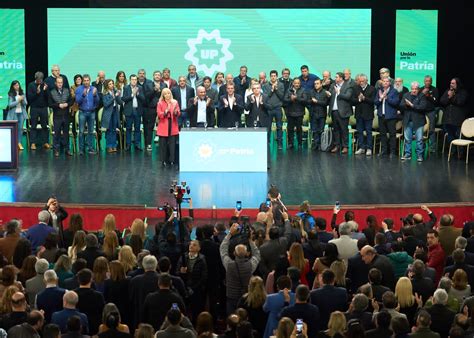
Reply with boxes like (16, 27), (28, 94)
(4, 64), (469, 163)
(1, 187), (474, 338)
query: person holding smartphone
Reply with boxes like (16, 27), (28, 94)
(156, 88), (181, 166)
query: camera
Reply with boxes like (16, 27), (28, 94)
(170, 180), (191, 203)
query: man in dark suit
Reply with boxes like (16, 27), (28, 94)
(259, 227), (288, 280)
(309, 78), (329, 150)
(445, 236), (474, 266)
(218, 73), (234, 98)
(245, 82), (270, 129)
(443, 249), (474, 287)
(187, 86), (215, 127)
(171, 76), (195, 128)
(49, 76), (74, 157)
(410, 310), (441, 338)
(76, 234), (105, 270)
(280, 285), (320, 338)
(36, 270), (66, 324)
(121, 74), (145, 151)
(347, 238), (370, 294)
(129, 255), (159, 328)
(361, 245), (396, 290)
(63, 259), (87, 291)
(353, 74), (376, 156)
(233, 66), (250, 98)
(0, 291), (28, 331)
(27, 71), (50, 151)
(329, 72), (354, 154)
(218, 83), (243, 128)
(365, 310), (393, 338)
(51, 291), (89, 334)
(25, 210), (55, 253)
(425, 289), (456, 338)
(345, 294), (374, 331)
(143, 70), (166, 151)
(400, 81), (428, 162)
(310, 269), (348, 330)
(74, 269), (104, 336)
(142, 273), (185, 331)
(411, 259), (435, 305)
(185, 64), (203, 91)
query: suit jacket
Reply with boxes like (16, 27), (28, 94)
(400, 91), (428, 129)
(347, 252), (369, 293)
(444, 262), (474, 287)
(129, 271), (159, 326)
(25, 274), (45, 306)
(218, 94), (243, 127)
(171, 86), (195, 112)
(36, 286), (66, 323)
(426, 304), (456, 338)
(309, 88), (329, 118)
(245, 94), (271, 127)
(51, 308), (89, 334)
(409, 327), (441, 338)
(263, 291), (296, 338)
(142, 289), (185, 331)
(329, 81), (354, 118)
(74, 287), (105, 335)
(283, 87), (308, 117)
(160, 78), (177, 89)
(121, 85), (146, 116)
(310, 285), (348, 329)
(145, 81), (167, 109)
(365, 327), (393, 338)
(370, 254), (396, 290)
(375, 86), (401, 120)
(187, 96), (216, 127)
(280, 303), (321, 338)
(258, 239), (288, 280)
(0, 233), (21, 263)
(440, 88), (468, 127)
(25, 222), (56, 252)
(353, 85), (376, 120)
(438, 226), (462, 257)
(445, 250), (474, 266)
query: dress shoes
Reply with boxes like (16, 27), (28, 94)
(43, 143), (51, 150)
(18, 143), (24, 150)
(30, 143), (37, 150)
(330, 146), (339, 153)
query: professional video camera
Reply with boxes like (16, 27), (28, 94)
(169, 180), (191, 204)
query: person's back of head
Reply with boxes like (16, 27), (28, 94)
(105, 312), (120, 330)
(66, 315), (82, 333)
(382, 291), (398, 310)
(321, 268), (335, 286)
(166, 308), (182, 326)
(35, 258), (50, 275)
(202, 224), (214, 240)
(401, 226), (414, 238)
(357, 237), (368, 251)
(315, 217), (327, 231)
(142, 254), (158, 271)
(433, 288), (448, 306)
(375, 310), (392, 329)
(276, 275), (292, 291)
(226, 314), (240, 331)
(440, 214), (452, 227)
(27, 310), (44, 330)
(295, 284), (309, 303)
(448, 325), (465, 338)
(158, 273), (171, 288)
(234, 244), (248, 258)
(158, 256), (171, 272)
(63, 290), (79, 308)
(391, 316), (410, 336)
(5, 219), (20, 235)
(269, 227), (280, 240)
(351, 293), (369, 312)
(11, 291), (26, 311)
(383, 218), (394, 230)
(85, 234), (98, 248)
(38, 210), (51, 224)
(344, 211), (355, 222)
(339, 222), (352, 236)
(236, 321), (254, 338)
(390, 241), (402, 252)
(43, 323), (60, 338)
(347, 221), (359, 233)
(375, 233), (386, 246)
(76, 268), (92, 286)
(416, 310), (431, 328)
(452, 248), (465, 264)
(72, 258), (87, 274)
(412, 259), (425, 278)
(135, 324), (155, 338)
(438, 277), (453, 293)
(368, 268), (382, 285)
(455, 236), (467, 250)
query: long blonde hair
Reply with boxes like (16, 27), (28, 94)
(244, 276), (266, 308)
(103, 231), (119, 260)
(327, 311), (346, 337)
(130, 219), (146, 241)
(102, 214), (116, 235)
(275, 317), (294, 338)
(395, 277), (415, 308)
(330, 260), (347, 287)
(160, 88), (174, 102)
(118, 245), (136, 273)
(289, 242), (307, 272)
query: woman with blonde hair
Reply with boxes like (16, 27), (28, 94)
(0, 285), (20, 314)
(118, 245), (136, 273)
(156, 87), (180, 166)
(288, 243), (310, 286)
(103, 231), (120, 261)
(394, 277), (421, 326)
(93, 256), (109, 294)
(318, 311), (346, 338)
(329, 260), (347, 288)
(237, 276), (268, 337)
(270, 317), (294, 338)
(450, 269), (471, 304)
(98, 214), (122, 246)
(68, 230), (86, 262)
(54, 255), (73, 287)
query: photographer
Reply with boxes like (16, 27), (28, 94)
(220, 223), (261, 315)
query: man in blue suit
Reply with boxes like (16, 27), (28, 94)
(51, 290), (89, 334)
(375, 77), (401, 157)
(24, 210), (55, 253)
(171, 76), (195, 128)
(310, 269), (348, 330)
(36, 270), (66, 323)
(122, 74), (146, 151)
(263, 276), (295, 338)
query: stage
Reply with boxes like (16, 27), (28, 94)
(1, 141), (473, 209)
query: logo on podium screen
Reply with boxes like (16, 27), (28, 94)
(198, 143), (213, 159)
(185, 29), (234, 77)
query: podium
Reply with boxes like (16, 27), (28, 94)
(179, 128), (267, 172)
(0, 121), (19, 170)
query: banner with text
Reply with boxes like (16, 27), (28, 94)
(0, 9), (25, 113)
(395, 10), (438, 86)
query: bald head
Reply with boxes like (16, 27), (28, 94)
(235, 244), (248, 258)
(256, 212), (267, 223)
(63, 291), (79, 308)
(361, 245), (377, 264)
(413, 213), (423, 223)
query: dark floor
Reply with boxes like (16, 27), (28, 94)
(1, 139), (473, 208)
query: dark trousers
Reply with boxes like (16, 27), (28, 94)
(310, 114), (326, 147)
(332, 110), (349, 148)
(356, 118), (373, 150)
(268, 107), (283, 144)
(287, 115), (303, 145)
(53, 114), (69, 151)
(30, 106), (49, 145)
(379, 116), (398, 154)
(160, 135), (177, 163)
(125, 110), (141, 146)
(95, 107), (102, 148)
(143, 108), (157, 147)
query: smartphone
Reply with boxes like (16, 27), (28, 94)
(171, 303), (179, 310)
(236, 201), (242, 211)
(296, 319), (303, 334)
(335, 201), (340, 211)
(265, 198), (271, 208)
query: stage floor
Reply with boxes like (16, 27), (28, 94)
(1, 143), (473, 208)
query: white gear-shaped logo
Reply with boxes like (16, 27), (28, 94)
(185, 29), (234, 77)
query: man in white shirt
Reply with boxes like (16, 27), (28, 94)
(188, 86), (215, 127)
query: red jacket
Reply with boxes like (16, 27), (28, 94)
(156, 100), (180, 137)
(428, 243), (445, 284)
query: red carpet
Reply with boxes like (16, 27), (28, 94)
(1, 202), (473, 231)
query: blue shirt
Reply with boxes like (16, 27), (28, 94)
(299, 73), (320, 91)
(75, 85), (99, 112)
(25, 222), (56, 252)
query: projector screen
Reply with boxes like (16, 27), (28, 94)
(395, 10), (438, 86)
(0, 9), (25, 112)
(48, 8), (371, 80)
